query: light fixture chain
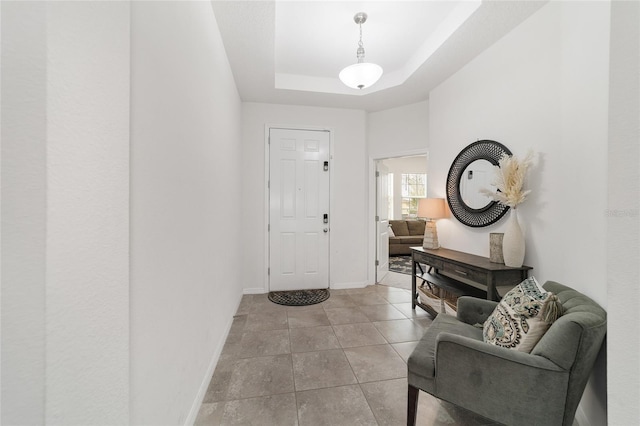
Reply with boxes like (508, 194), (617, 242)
(356, 20), (365, 63)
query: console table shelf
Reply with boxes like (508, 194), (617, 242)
(417, 271), (486, 299)
(411, 247), (532, 318)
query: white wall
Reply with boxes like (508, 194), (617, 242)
(368, 101), (429, 159)
(130, 2), (243, 424)
(242, 103), (368, 290)
(2, 3), (47, 423)
(380, 156), (428, 220)
(2, 1), (131, 424)
(46, 3), (131, 423)
(607, 1), (640, 424)
(366, 101), (429, 281)
(428, 2), (610, 424)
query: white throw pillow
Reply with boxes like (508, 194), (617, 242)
(388, 225), (395, 237)
(483, 277), (562, 353)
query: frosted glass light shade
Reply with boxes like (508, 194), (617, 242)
(339, 62), (383, 89)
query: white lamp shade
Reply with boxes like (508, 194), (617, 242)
(418, 198), (446, 219)
(339, 62), (383, 89)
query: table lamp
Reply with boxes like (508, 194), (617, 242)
(418, 198), (446, 249)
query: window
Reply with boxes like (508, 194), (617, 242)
(401, 173), (427, 217)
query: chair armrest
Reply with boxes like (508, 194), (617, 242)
(456, 297), (498, 326)
(435, 332), (563, 371)
(433, 332), (568, 425)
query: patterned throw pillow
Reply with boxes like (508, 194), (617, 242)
(483, 277), (563, 353)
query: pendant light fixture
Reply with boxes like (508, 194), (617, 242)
(339, 12), (383, 90)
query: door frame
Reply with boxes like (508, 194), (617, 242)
(375, 162), (390, 283)
(367, 149), (428, 285)
(264, 124), (335, 294)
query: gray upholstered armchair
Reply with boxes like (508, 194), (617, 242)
(407, 281), (607, 426)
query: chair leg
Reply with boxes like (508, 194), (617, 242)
(407, 384), (419, 426)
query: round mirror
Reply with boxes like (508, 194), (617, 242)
(446, 140), (512, 227)
(460, 159), (494, 209)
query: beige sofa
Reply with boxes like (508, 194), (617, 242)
(389, 220), (425, 255)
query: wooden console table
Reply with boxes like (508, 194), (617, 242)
(411, 247), (532, 317)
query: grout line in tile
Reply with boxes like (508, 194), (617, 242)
(289, 345), (298, 394)
(357, 382), (381, 426)
(341, 345), (361, 386)
(198, 281), (419, 424)
(293, 386), (301, 426)
(217, 390), (297, 404)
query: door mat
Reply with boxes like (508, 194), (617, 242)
(268, 289), (330, 306)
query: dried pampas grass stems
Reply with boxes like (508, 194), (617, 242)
(480, 150), (535, 208)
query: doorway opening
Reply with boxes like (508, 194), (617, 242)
(375, 155), (428, 284)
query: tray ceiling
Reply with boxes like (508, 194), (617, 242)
(211, 1), (547, 111)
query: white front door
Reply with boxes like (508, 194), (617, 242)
(269, 128), (330, 291)
(376, 163), (390, 281)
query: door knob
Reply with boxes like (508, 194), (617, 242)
(323, 228), (328, 233)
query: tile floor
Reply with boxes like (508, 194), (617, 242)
(195, 272), (499, 426)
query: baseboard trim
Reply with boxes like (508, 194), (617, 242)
(331, 281), (369, 290)
(245, 282), (370, 293)
(183, 293), (241, 426)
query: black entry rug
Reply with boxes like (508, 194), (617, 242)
(268, 289), (330, 306)
(389, 256), (426, 275)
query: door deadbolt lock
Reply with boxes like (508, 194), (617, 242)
(323, 214), (328, 224)
(323, 161), (329, 171)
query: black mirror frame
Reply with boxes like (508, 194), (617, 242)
(446, 140), (512, 228)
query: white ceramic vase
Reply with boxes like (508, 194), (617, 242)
(502, 208), (525, 267)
